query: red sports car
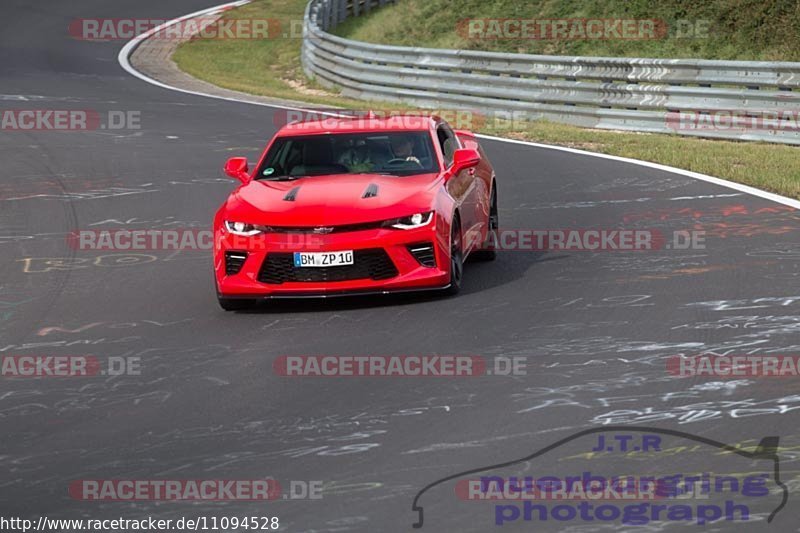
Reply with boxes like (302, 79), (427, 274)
(213, 114), (498, 310)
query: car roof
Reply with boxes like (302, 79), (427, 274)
(276, 113), (441, 136)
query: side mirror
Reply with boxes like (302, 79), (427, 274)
(224, 157), (250, 184)
(449, 148), (481, 176)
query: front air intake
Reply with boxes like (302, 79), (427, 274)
(407, 243), (436, 267)
(225, 251), (248, 275)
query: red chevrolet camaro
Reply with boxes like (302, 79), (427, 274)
(213, 114), (498, 310)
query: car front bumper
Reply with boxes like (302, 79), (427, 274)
(214, 222), (450, 297)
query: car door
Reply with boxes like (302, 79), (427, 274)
(438, 122), (480, 251)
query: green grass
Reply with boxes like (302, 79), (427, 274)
(334, 0), (800, 60)
(174, 0), (800, 199)
(173, 0), (348, 105)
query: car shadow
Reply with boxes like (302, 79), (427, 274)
(459, 251), (568, 296)
(231, 251), (568, 314)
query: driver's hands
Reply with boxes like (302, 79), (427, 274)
(405, 156), (420, 164)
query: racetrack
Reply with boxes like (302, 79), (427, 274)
(2, 1), (800, 531)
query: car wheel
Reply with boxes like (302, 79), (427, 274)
(446, 217), (463, 295)
(218, 296), (256, 311)
(473, 187), (498, 261)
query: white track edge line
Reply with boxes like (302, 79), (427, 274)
(117, 1), (800, 211)
(476, 134), (800, 209)
(117, 0), (344, 117)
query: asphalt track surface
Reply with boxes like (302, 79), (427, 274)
(2, 1), (800, 531)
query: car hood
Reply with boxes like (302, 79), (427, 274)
(225, 173), (440, 226)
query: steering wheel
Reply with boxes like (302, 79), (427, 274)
(385, 157), (422, 168)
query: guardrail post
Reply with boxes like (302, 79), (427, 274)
(320, 0), (329, 30)
(329, 0), (339, 29)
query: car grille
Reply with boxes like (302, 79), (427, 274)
(261, 221), (385, 234)
(257, 249), (398, 284)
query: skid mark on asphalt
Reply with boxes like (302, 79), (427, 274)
(513, 192), (744, 210)
(622, 203), (796, 223)
(403, 430), (549, 455)
(1, 186), (159, 201)
(684, 295), (800, 312)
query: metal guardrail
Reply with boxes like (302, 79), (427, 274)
(301, 0), (800, 145)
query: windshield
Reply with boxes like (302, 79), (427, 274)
(255, 131), (438, 180)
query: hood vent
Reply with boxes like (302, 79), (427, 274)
(362, 183), (379, 198)
(283, 186), (300, 202)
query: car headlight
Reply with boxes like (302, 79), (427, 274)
(384, 212), (433, 230)
(224, 221), (263, 236)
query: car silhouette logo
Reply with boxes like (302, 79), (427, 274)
(411, 426), (789, 528)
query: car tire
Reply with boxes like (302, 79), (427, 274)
(218, 296), (256, 311)
(446, 217), (463, 295)
(472, 187), (498, 261)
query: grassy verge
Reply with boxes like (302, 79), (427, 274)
(173, 0), (800, 199)
(172, 0), (360, 106)
(332, 0), (800, 61)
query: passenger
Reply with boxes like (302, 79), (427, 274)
(337, 139), (373, 173)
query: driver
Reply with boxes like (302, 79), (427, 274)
(389, 135), (421, 165)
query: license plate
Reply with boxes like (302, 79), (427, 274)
(293, 250), (354, 267)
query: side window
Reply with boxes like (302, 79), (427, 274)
(436, 124), (457, 167)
